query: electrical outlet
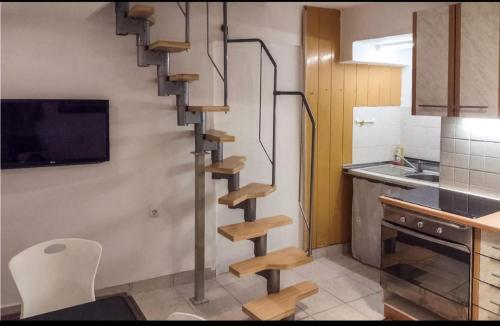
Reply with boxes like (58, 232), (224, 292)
(149, 207), (159, 218)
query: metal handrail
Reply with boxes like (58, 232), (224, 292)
(228, 38), (277, 181)
(221, 4), (316, 257)
(275, 91), (316, 257)
(176, 2), (189, 43)
(206, 2), (224, 81)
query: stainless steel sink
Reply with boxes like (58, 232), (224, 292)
(405, 173), (440, 182)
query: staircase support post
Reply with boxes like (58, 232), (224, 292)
(191, 122), (209, 305)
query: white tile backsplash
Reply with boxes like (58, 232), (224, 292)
(352, 106), (441, 164)
(440, 117), (500, 199)
(401, 107), (441, 161)
(352, 107), (403, 164)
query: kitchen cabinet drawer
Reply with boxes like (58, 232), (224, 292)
(474, 253), (500, 287)
(472, 279), (500, 315)
(475, 230), (500, 260)
(472, 305), (500, 321)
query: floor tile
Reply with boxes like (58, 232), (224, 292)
(209, 308), (250, 320)
(215, 272), (240, 286)
(188, 286), (242, 319)
(320, 255), (368, 274)
(347, 292), (384, 320)
(293, 259), (345, 283)
(312, 303), (371, 320)
(280, 269), (307, 289)
(130, 275), (173, 295)
(348, 266), (382, 292)
(294, 306), (310, 320)
(321, 275), (376, 303)
(174, 278), (220, 299)
(221, 275), (268, 304)
(133, 288), (195, 320)
(297, 287), (343, 315)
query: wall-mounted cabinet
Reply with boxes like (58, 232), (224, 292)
(413, 3), (499, 119)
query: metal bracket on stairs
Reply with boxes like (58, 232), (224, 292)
(252, 234), (281, 294)
(212, 172), (239, 192)
(231, 198), (257, 222)
(173, 83), (202, 126)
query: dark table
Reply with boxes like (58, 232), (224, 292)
(24, 295), (146, 320)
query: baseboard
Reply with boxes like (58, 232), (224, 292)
(1, 267), (216, 318)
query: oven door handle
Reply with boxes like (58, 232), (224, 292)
(382, 221), (471, 253)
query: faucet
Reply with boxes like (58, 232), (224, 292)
(396, 153), (424, 173)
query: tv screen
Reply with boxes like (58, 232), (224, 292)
(1, 99), (109, 169)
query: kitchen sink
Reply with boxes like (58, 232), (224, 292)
(405, 173), (440, 182)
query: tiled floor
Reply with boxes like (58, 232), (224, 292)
(132, 252), (384, 320)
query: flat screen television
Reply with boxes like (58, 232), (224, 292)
(1, 99), (109, 169)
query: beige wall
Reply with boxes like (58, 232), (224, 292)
(340, 2), (450, 62)
(0, 2), (219, 307)
(1, 2), (304, 307)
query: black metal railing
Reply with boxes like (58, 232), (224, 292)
(176, 2), (189, 43)
(227, 38), (277, 186)
(215, 2), (316, 256)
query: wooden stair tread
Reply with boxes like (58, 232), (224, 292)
(206, 156), (246, 174)
(242, 281), (319, 320)
(169, 74), (199, 82)
(128, 5), (155, 19)
(204, 129), (235, 143)
(218, 215), (293, 242)
(229, 247), (312, 277)
(218, 183), (276, 207)
(188, 106), (230, 113)
(149, 40), (190, 53)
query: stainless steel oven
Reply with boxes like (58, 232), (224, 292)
(381, 205), (473, 320)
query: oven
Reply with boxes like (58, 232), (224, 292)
(381, 205), (473, 320)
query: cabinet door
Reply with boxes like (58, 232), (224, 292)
(414, 5), (452, 116)
(457, 3), (499, 119)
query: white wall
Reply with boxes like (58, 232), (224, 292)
(340, 2), (450, 62)
(1, 2), (304, 307)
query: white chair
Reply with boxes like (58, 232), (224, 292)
(8, 238), (102, 318)
(167, 312), (206, 321)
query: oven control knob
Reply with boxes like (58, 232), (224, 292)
(436, 227), (443, 234)
(400, 216), (406, 223)
(417, 221), (424, 229)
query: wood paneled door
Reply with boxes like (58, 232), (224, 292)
(303, 6), (402, 249)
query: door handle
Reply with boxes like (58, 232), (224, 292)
(490, 299), (500, 307)
(491, 272), (500, 279)
(418, 104), (448, 108)
(491, 245), (500, 251)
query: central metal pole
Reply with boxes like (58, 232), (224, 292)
(223, 2), (228, 106)
(191, 122), (208, 305)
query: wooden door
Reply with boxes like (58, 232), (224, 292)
(303, 6), (402, 249)
(413, 5), (453, 116)
(456, 3), (500, 119)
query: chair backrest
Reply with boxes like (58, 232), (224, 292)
(167, 312), (206, 321)
(8, 238), (102, 318)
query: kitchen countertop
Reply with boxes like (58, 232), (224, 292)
(380, 186), (500, 233)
